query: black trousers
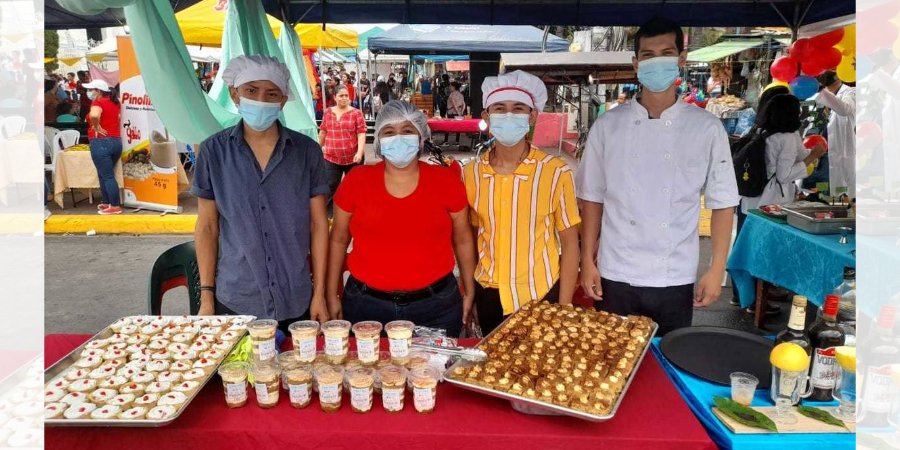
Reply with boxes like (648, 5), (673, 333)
(474, 282), (560, 335)
(595, 278), (693, 336)
(325, 161), (359, 216)
(214, 301), (309, 336)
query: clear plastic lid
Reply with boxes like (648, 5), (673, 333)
(352, 321), (383, 338)
(322, 320), (352, 335)
(247, 319), (278, 335)
(288, 320), (320, 336)
(217, 361), (250, 380)
(314, 364), (345, 385)
(347, 367), (375, 387)
(378, 364), (409, 387)
(385, 320), (415, 337)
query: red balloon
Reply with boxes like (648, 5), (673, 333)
(803, 134), (828, 151)
(675, 77), (683, 87)
(816, 47), (843, 69)
(811, 29), (845, 49)
(790, 38), (813, 61)
(770, 56), (799, 82)
(801, 60), (826, 77)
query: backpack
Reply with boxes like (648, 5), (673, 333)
(730, 128), (772, 197)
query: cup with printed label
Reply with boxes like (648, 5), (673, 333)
(347, 367), (375, 413)
(284, 365), (314, 409)
(288, 320), (320, 363)
(352, 321), (383, 365)
(277, 350), (303, 390)
(315, 364), (345, 413)
(379, 364), (408, 413)
(218, 362), (250, 408)
(385, 320), (415, 365)
(322, 320), (352, 365)
(247, 319), (278, 362)
(409, 366), (439, 414)
(251, 361), (281, 409)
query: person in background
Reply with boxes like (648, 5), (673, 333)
(815, 70), (856, 198)
(446, 82), (466, 118)
(327, 101), (474, 336)
(609, 92), (628, 110)
(192, 55), (330, 332)
(43, 79), (61, 125)
(577, 17), (738, 335)
(319, 85), (367, 215)
(82, 80), (123, 215)
(55, 102), (79, 123)
(76, 71), (92, 120)
(464, 71), (581, 334)
(340, 72), (356, 107)
(437, 74), (451, 118)
(359, 72), (371, 115)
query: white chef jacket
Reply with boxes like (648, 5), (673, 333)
(740, 132), (811, 214)
(576, 100), (740, 288)
(815, 84), (856, 197)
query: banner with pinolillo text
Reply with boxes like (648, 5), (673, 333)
(117, 36), (182, 213)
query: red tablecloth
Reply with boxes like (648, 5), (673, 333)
(427, 119), (482, 134)
(45, 334), (715, 450)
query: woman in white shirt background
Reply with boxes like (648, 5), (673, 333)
(739, 94), (827, 219)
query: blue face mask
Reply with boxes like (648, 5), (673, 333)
(379, 135), (420, 168)
(489, 113), (531, 146)
(237, 97), (282, 131)
(637, 56), (680, 93)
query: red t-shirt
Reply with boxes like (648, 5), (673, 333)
(334, 162), (468, 291)
(88, 96), (121, 140)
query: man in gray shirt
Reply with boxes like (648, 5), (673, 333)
(192, 55), (330, 331)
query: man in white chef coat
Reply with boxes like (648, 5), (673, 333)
(815, 70), (856, 198)
(576, 17), (739, 335)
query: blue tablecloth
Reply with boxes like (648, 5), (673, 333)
(650, 339), (855, 450)
(728, 212), (856, 308)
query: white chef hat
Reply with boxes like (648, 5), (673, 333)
(222, 55), (293, 100)
(482, 70), (547, 112)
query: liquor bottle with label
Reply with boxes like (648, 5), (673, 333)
(834, 266), (857, 345)
(860, 305), (898, 427)
(807, 295), (845, 401)
(775, 295), (812, 355)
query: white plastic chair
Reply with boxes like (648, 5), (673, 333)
(51, 130), (83, 207)
(43, 127), (59, 163)
(0, 116), (26, 139)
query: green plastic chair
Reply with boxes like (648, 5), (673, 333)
(148, 241), (201, 315)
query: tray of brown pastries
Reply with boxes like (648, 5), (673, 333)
(444, 302), (656, 422)
(44, 315), (254, 427)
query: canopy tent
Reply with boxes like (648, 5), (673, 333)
(263, 0), (854, 29)
(337, 26), (385, 56)
(368, 25), (569, 55)
(500, 51), (636, 85)
(46, 0), (199, 29)
(176, 0), (357, 48)
(445, 61), (470, 72)
(83, 37), (222, 64)
(687, 38), (784, 63)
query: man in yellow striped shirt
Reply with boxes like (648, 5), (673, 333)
(463, 71), (581, 334)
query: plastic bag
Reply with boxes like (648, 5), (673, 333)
(733, 108), (757, 136)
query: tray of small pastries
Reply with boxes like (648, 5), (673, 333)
(44, 315), (254, 427)
(444, 302), (656, 422)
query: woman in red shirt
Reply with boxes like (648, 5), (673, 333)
(83, 80), (123, 215)
(326, 101), (476, 337)
(318, 86), (366, 215)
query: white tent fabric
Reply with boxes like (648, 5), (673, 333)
(358, 49), (408, 63)
(86, 38), (221, 63)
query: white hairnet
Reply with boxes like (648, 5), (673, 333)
(222, 55), (293, 100)
(373, 100), (431, 154)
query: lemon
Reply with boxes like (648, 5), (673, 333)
(769, 343), (811, 372)
(834, 346), (856, 374)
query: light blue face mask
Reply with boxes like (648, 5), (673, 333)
(637, 56), (681, 93)
(237, 97), (282, 131)
(379, 134), (420, 168)
(488, 113), (531, 146)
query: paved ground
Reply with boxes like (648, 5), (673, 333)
(45, 235), (789, 335)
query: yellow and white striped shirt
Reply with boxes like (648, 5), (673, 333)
(463, 146), (581, 315)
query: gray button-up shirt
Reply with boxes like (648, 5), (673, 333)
(191, 121), (328, 321)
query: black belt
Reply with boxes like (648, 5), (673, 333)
(352, 273), (456, 303)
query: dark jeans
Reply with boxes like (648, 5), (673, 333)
(474, 282), (560, 336)
(595, 278), (694, 336)
(343, 274), (463, 338)
(214, 300), (309, 336)
(89, 137), (123, 206)
(325, 160), (358, 216)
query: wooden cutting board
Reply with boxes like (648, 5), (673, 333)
(712, 406), (856, 434)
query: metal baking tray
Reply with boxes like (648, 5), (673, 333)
(783, 206), (856, 235)
(45, 315), (253, 427)
(444, 313), (658, 422)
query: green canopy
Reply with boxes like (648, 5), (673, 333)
(687, 39), (773, 63)
(337, 26), (385, 57)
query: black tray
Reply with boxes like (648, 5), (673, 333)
(659, 326), (774, 389)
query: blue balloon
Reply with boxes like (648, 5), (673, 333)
(789, 76), (819, 100)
